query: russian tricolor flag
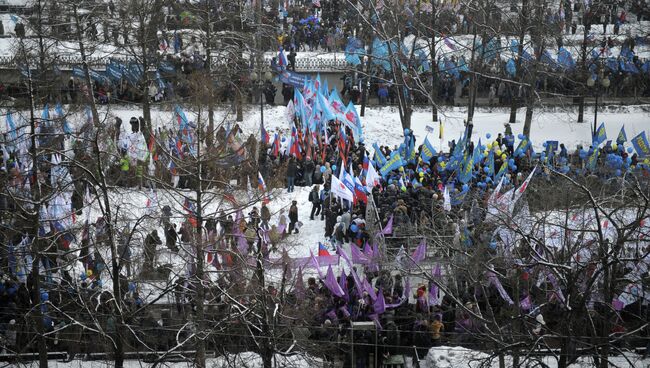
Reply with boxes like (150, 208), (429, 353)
(278, 49), (288, 69)
(318, 243), (331, 257)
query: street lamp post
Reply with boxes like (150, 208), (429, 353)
(251, 70), (273, 165)
(586, 71), (611, 136)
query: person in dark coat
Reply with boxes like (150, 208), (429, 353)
(288, 200), (299, 234)
(286, 157), (297, 193)
(303, 158), (315, 186)
(143, 230), (162, 272)
(308, 185), (321, 220)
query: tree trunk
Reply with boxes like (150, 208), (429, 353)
(73, 5), (101, 128)
(509, 0), (529, 125)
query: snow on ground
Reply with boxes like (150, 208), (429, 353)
(20, 348), (650, 367)
(91, 103), (650, 155)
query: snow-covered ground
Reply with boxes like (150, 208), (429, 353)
(19, 347), (650, 367)
(100, 104), (650, 153)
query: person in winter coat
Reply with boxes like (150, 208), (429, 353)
(164, 223), (179, 252)
(286, 157), (297, 193)
(340, 210), (351, 243)
(308, 185), (322, 220)
(333, 216), (345, 245)
(303, 158), (315, 186)
(143, 230), (162, 272)
(288, 200), (299, 234)
(260, 203), (271, 229)
(322, 162), (332, 184)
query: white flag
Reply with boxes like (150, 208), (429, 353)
(365, 161), (381, 191)
(511, 166), (536, 210)
(331, 174), (354, 203)
(443, 186), (451, 212)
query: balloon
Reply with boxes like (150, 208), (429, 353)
(508, 159), (515, 165)
(626, 157), (632, 164)
(512, 165), (517, 171)
(501, 154), (507, 160)
(40, 292), (49, 301)
(486, 133), (492, 139)
(332, 165), (337, 172)
(518, 134), (525, 140)
(86, 270), (93, 277)
(484, 150), (489, 156)
(612, 143), (618, 151)
(437, 156), (444, 162)
(627, 147), (633, 154)
(486, 142), (492, 149)
(542, 142), (547, 148)
(440, 162), (447, 168)
(645, 159), (650, 164)
(80, 273), (87, 281)
(320, 166), (326, 173)
(281, 137), (286, 142)
(496, 150), (502, 156)
(615, 169), (622, 176)
(488, 242), (497, 250)
(484, 167), (490, 173)
(462, 184), (469, 192)
(486, 177), (492, 183)
(350, 224), (358, 233)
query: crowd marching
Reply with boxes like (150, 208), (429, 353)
(1, 63), (650, 362)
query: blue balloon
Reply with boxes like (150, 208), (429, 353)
(484, 167), (490, 173)
(508, 159), (515, 165)
(350, 224), (358, 233)
(486, 177), (492, 183)
(626, 157), (632, 164)
(320, 166), (326, 173)
(512, 165), (517, 171)
(518, 134), (525, 140)
(40, 292), (49, 301)
(615, 169), (622, 176)
(462, 184), (469, 192)
(486, 133), (491, 139)
(437, 156), (444, 162)
(488, 242), (497, 250)
(542, 142), (547, 148)
(627, 147), (633, 154)
(332, 165), (337, 172)
(281, 137), (286, 142)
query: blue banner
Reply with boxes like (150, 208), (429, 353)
(617, 126), (627, 144)
(420, 137), (437, 163)
(271, 59), (307, 88)
(593, 122), (607, 145)
(631, 131), (650, 158)
(379, 151), (406, 177)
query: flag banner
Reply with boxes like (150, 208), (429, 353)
(631, 131), (650, 158)
(593, 122), (607, 145)
(420, 137), (437, 163)
(379, 151), (406, 177)
(271, 58), (307, 88)
(616, 126), (627, 144)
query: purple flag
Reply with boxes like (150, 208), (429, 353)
(236, 234), (248, 254)
(351, 244), (369, 264)
(487, 271), (514, 305)
(520, 295), (532, 311)
(277, 223), (286, 235)
(363, 277), (377, 301)
(612, 297), (624, 311)
(310, 251), (324, 278)
(325, 309), (337, 321)
(363, 242), (373, 258)
(324, 265), (345, 297)
(337, 246), (364, 297)
(373, 288), (386, 314)
(381, 215), (393, 235)
(339, 269), (349, 302)
(411, 239), (427, 264)
(338, 305), (351, 318)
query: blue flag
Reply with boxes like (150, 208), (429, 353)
(586, 147), (599, 171)
(373, 143), (387, 167)
(487, 150), (495, 177)
(379, 151), (405, 177)
(420, 137), (437, 163)
(55, 103), (72, 134)
(631, 131), (650, 158)
(593, 122), (607, 146)
(458, 152), (473, 184)
(616, 126), (627, 144)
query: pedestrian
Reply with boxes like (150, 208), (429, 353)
(260, 202), (271, 229)
(287, 157), (297, 193)
(288, 200), (299, 234)
(304, 157), (315, 186)
(309, 185), (321, 220)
